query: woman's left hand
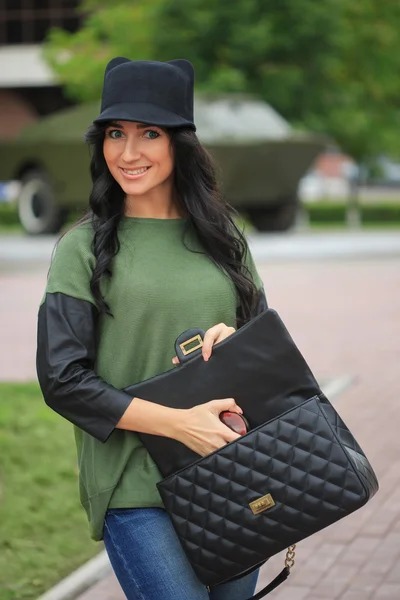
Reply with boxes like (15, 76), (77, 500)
(172, 323), (236, 365)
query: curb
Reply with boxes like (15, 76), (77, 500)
(321, 374), (354, 400)
(37, 550), (112, 600)
(36, 375), (354, 600)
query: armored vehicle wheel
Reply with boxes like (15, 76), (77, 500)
(18, 169), (68, 235)
(247, 197), (299, 232)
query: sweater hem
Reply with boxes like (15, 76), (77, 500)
(83, 487), (164, 541)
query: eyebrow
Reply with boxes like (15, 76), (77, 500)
(107, 121), (153, 130)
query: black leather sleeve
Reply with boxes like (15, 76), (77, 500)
(36, 292), (133, 443)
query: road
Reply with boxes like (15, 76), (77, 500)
(1, 230), (400, 272)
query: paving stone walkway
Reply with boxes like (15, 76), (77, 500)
(1, 256), (399, 599)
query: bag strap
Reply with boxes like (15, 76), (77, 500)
(243, 545), (296, 600)
(246, 566), (289, 599)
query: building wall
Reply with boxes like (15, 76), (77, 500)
(0, 1), (82, 138)
(0, 1), (81, 45)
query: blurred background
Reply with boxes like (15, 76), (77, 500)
(0, 2), (399, 600)
(1, 0), (400, 232)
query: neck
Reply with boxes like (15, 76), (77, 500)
(124, 182), (185, 219)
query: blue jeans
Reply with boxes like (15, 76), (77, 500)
(104, 508), (259, 600)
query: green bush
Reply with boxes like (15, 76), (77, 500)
(2, 199), (400, 232)
(304, 200), (400, 224)
(361, 203), (400, 223)
(305, 202), (347, 224)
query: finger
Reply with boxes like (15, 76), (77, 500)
(210, 398), (243, 414)
(172, 356), (180, 364)
(203, 325), (236, 361)
(221, 428), (241, 444)
(202, 324), (224, 361)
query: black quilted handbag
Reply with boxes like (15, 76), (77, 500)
(124, 308), (379, 599)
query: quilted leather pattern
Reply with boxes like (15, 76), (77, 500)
(158, 396), (377, 587)
(318, 395), (378, 497)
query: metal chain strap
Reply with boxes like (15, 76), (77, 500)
(284, 544), (296, 570)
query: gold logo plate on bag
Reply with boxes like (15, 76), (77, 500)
(249, 493), (275, 515)
(179, 335), (203, 356)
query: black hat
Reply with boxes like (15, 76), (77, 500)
(93, 57), (196, 131)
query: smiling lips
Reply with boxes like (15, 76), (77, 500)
(120, 166), (150, 179)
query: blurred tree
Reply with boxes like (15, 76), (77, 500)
(304, 0), (400, 160)
(43, 0), (163, 102)
(44, 0), (400, 161)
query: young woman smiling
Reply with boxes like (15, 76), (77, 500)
(36, 58), (267, 600)
(103, 121), (177, 215)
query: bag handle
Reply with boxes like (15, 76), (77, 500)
(246, 566), (289, 599)
(208, 546), (295, 599)
(243, 545), (296, 600)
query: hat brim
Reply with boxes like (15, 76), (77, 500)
(93, 102), (196, 131)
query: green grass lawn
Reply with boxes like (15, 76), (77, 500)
(0, 383), (99, 599)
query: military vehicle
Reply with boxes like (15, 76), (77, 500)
(0, 95), (325, 235)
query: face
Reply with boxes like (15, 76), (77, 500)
(103, 120), (174, 201)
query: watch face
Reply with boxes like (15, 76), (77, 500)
(219, 411), (249, 436)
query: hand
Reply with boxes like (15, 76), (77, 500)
(172, 323), (236, 365)
(174, 398), (243, 456)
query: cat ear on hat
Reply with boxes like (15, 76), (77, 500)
(104, 56), (131, 78)
(168, 59), (195, 83)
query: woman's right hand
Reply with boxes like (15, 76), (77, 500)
(174, 398), (243, 457)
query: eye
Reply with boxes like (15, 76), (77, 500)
(144, 129), (160, 140)
(106, 129), (124, 139)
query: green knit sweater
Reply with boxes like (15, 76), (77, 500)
(42, 215), (263, 541)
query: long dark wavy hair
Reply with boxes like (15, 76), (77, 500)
(72, 122), (260, 327)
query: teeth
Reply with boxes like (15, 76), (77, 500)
(123, 167), (148, 175)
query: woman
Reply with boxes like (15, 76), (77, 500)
(37, 57), (268, 600)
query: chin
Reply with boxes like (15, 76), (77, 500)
(118, 179), (153, 195)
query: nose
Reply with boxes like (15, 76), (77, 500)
(121, 137), (141, 163)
